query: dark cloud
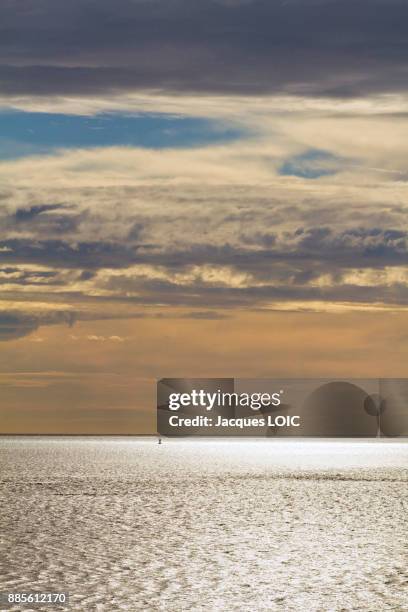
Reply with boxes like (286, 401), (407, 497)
(0, 182), (407, 316)
(0, 310), (76, 341)
(181, 310), (229, 320)
(143, 227), (408, 271)
(127, 222), (145, 242)
(14, 203), (65, 222)
(0, 267), (60, 286)
(78, 270), (96, 281)
(0, 238), (147, 269)
(0, 306), (231, 341)
(95, 275), (408, 309)
(0, 307), (149, 341)
(1, 0), (408, 98)
(9, 204), (85, 235)
(0, 225), (407, 282)
(80, 225), (408, 307)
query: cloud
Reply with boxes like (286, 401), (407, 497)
(1, 0), (408, 100)
(0, 309), (76, 341)
(0, 302), (234, 341)
(0, 105), (407, 323)
(0, 239), (147, 269)
(0, 305), (145, 342)
(0, 142), (407, 316)
(9, 203), (84, 234)
(86, 334), (125, 341)
(14, 203), (64, 222)
(182, 311), (229, 320)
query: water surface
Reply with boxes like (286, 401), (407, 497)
(1, 438), (407, 611)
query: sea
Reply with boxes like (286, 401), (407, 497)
(0, 438), (407, 611)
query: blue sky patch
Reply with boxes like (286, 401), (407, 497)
(0, 111), (244, 159)
(279, 149), (344, 179)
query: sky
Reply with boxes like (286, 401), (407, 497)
(1, 0), (408, 433)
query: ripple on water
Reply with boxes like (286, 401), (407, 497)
(1, 438), (407, 611)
